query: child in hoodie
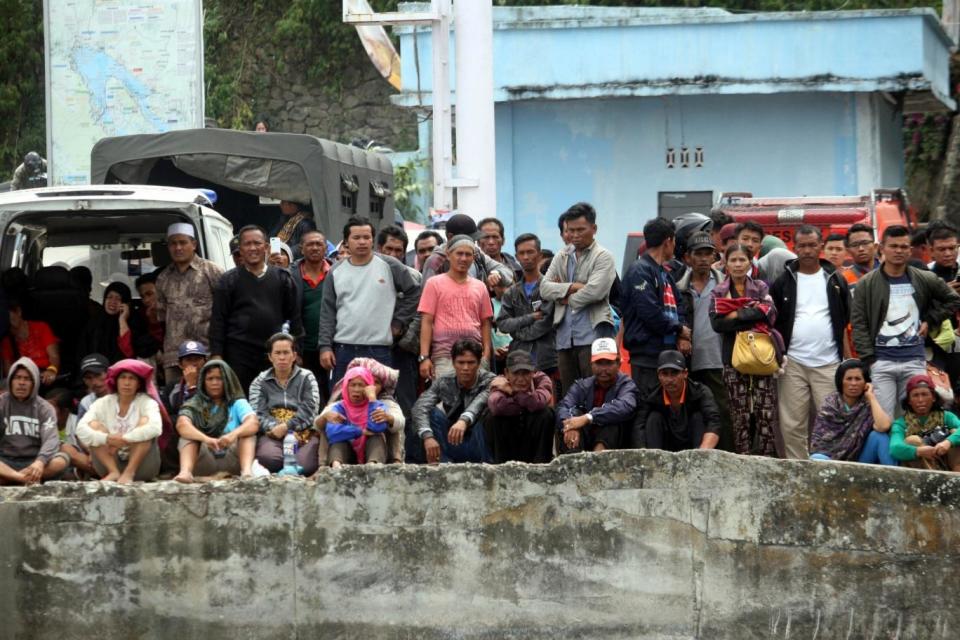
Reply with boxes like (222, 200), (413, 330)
(0, 357), (70, 484)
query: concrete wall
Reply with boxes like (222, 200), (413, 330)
(2, 450), (959, 639)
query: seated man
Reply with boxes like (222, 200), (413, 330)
(0, 358), (70, 484)
(633, 350), (721, 451)
(557, 338), (639, 454)
(249, 333), (320, 476)
(164, 340), (210, 415)
(485, 350), (555, 463)
(77, 353), (110, 420)
(412, 339), (496, 463)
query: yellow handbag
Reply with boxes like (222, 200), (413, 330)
(732, 331), (779, 376)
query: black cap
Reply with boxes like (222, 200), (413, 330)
(229, 235), (241, 255)
(685, 231), (715, 253)
(445, 214), (479, 239)
(657, 350), (686, 371)
(80, 353), (109, 374)
(505, 350), (535, 373)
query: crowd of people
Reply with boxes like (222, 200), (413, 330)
(3, 200), (960, 486)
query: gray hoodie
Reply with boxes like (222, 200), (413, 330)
(0, 357), (59, 463)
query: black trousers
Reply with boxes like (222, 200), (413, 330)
(485, 408), (556, 463)
(645, 411), (707, 452)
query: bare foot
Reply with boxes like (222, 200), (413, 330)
(101, 471), (121, 482)
(173, 471), (194, 484)
(331, 461), (342, 469)
(117, 472), (136, 484)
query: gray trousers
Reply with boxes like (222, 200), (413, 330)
(870, 358), (927, 419)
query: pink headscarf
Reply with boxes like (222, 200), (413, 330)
(106, 359), (174, 452)
(340, 366), (375, 427)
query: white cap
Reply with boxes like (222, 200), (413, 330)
(591, 338), (619, 362)
(167, 222), (195, 239)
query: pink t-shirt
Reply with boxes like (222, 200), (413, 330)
(418, 274), (493, 360)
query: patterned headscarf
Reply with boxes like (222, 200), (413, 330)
(178, 360), (247, 437)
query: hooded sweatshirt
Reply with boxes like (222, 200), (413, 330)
(0, 357), (59, 463)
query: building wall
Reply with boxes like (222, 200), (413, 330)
(494, 92), (904, 262)
(2, 450), (958, 639)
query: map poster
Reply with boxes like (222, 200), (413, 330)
(44, 0), (204, 185)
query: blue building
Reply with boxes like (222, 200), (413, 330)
(393, 4), (955, 262)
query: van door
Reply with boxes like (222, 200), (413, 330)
(201, 211), (233, 270)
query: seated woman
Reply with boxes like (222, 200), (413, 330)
(316, 356), (406, 466)
(249, 333), (320, 476)
(2, 301), (60, 387)
(75, 359), (166, 483)
(810, 359), (895, 465)
(174, 360), (259, 483)
(80, 282), (153, 364)
(320, 366), (388, 467)
(890, 374), (960, 472)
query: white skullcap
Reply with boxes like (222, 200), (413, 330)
(167, 223), (195, 239)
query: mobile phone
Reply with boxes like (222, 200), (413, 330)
(532, 300), (542, 311)
(270, 237), (282, 254)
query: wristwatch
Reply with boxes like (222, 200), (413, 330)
(418, 355), (431, 363)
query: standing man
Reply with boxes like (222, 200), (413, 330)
(540, 202), (618, 396)
(377, 225), (409, 261)
(851, 225), (960, 418)
(676, 231), (732, 450)
(842, 223), (880, 291)
(209, 225), (303, 391)
(319, 216), (421, 388)
(418, 236), (494, 379)
(621, 217), (688, 397)
(292, 229), (330, 400)
(421, 213), (514, 287)
(633, 350), (721, 451)
(414, 230), (443, 272)
(477, 217), (523, 282)
(496, 233), (557, 376)
(155, 222), (224, 385)
(924, 222), (960, 386)
(823, 233), (848, 269)
(771, 225), (851, 459)
(734, 221), (766, 280)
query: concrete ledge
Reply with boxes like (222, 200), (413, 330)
(2, 450), (958, 639)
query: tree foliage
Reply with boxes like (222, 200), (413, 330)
(0, 0), (45, 176)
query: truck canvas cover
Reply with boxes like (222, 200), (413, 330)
(89, 128), (394, 239)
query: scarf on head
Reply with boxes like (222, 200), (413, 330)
(341, 366), (375, 463)
(277, 211), (309, 244)
(87, 282), (133, 363)
(904, 409), (946, 439)
(178, 360), (246, 437)
(106, 358), (174, 450)
(810, 392), (875, 461)
(329, 357), (399, 402)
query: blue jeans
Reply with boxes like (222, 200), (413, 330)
(810, 431), (897, 466)
(428, 408), (491, 463)
(857, 431), (897, 466)
(331, 344), (393, 393)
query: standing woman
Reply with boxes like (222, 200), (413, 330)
(809, 359), (896, 465)
(890, 374), (960, 471)
(709, 243), (781, 456)
(75, 359), (167, 483)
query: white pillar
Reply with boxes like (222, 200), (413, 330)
(431, 0), (454, 211)
(453, 0), (497, 219)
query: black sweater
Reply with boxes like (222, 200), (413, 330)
(209, 266), (303, 356)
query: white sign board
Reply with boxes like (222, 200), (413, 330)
(43, 0), (204, 185)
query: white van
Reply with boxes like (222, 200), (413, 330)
(0, 184), (235, 299)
